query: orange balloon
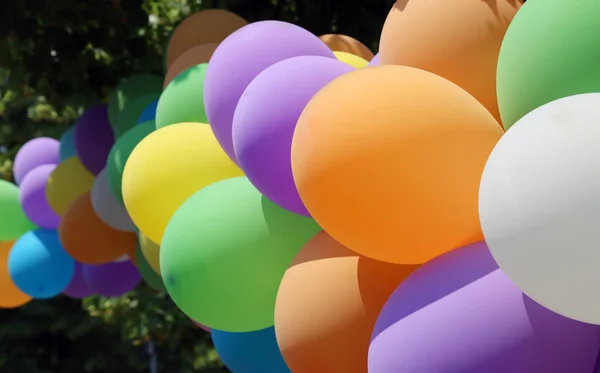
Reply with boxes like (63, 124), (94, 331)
(166, 9), (247, 70)
(59, 193), (136, 265)
(379, 0), (522, 121)
(319, 34), (375, 61)
(291, 66), (503, 265)
(275, 232), (416, 373)
(164, 43), (218, 88)
(0, 241), (32, 308)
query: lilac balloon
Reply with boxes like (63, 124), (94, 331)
(369, 241), (600, 373)
(73, 104), (114, 175)
(64, 262), (94, 299)
(192, 320), (211, 332)
(232, 56), (353, 216)
(368, 53), (380, 66)
(204, 20), (336, 164)
(82, 261), (141, 297)
(19, 164), (60, 229)
(13, 137), (60, 184)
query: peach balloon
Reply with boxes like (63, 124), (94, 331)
(378, 0), (522, 121)
(275, 232), (416, 373)
(59, 193), (136, 264)
(291, 66), (503, 265)
(166, 9), (247, 70)
(0, 241), (32, 308)
(163, 43), (219, 88)
(319, 34), (374, 61)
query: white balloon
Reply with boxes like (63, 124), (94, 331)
(91, 169), (136, 232)
(479, 93), (600, 325)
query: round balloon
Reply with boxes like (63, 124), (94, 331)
(59, 192), (136, 264)
(0, 241), (31, 308)
(135, 243), (165, 292)
(155, 64), (208, 129)
(212, 327), (290, 373)
(73, 104), (114, 175)
(137, 100), (158, 124)
(63, 262), (94, 299)
(368, 241), (600, 373)
(108, 74), (163, 126)
(319, 34), (374, 60)
(368, 53), (380, 66)
(497, 0), (600, 129)
(91, 169), (135, 232)
(8, 229), (75, 299)
(160, 176), (320, 332)
(204, 20), (336, 164)
(114, 94), (160, 138)
(122, 123), (243, 244)
(379, 0), (522, 121)
(291, 66), (503, 265)
(334, 51), (368, 69)
(46, 156), (95, 216)
(82, 261), (141, 297)
(59, 126), (77, 161)
(19, 164), (60, 229)
(479, 93), (600, 325)
(138, 231), (160, 275)
(13, 137), (60, 184)
(164, 43), (218, 88)
(233, 56), (354, 215)
(0, 180), (37, 241)
(275, 231), (416, 373)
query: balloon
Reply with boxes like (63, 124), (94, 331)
(19, 164), (60, 229)
(82, 261), (141, 297)
(497, 0), (600, 129)
(479, 93), (600, 325)
(368, 241), (600, 373)
(59, 127), (77, 161)
(135, 242), (165, 292)
(108, 74), (163, 126)
(137, 100), (158, 124)
(163, 43), (218, 88)
(106, 121), (155, 205)
(113, 94), (160, 138)
(291, 66), (503, 265)
(233, 56), (353, 215)
(122, 123), (243, 244)
(8, 229), (75, 299)
(59, 192), (136, 264)
(334, 51), (368, 69)
(193, 320), (210, 332)
(160, 177), (320, 332)
(319, 34), (374, 60)
(379, 0), (521, 122)
(155, 64), (208, 129)
(46, 157), (95, 216)
(13, 137), (60, 184)
(0, 241), (31, 308)
(63, 262), (94, 299)
(73, 104), (114, 175)
(138, 231), (160, 275)
(204, 20), (336, 164)
(165, 9), (247, 69)
(275, 232), (416, 373)
(91, 169), (135, 232)
(212, 327), (290, 373)
(368, 53), (380, 66)
(0, 179), (37, 241)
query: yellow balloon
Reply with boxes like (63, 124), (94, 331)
(138, 231), (161, 275)
(122, 123), (243, 244)
(334, 51), (369, 69)
(46, 157), (95, 216)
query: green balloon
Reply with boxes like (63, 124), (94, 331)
(114, 94), (160, 139)
(162, 32), (173, 73)
(161, 176), (321, 332)
(497, 0), (600, 129)
(155, 64), (208, 129)
(0, 180), (37, 241)
(135, 243), (166, 292)
(106, 121), (156, 205)
(108, 74), (163, 126)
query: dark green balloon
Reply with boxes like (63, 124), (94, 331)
(114, 93), (160, 139)
(0, 180), (37, 241)
(160, 176), (321, 332)
(108, 74), (163, 126)
(135, 243), (166, 292)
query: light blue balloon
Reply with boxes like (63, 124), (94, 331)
(137, 99), (159, 124)
(59, 127), (77, 161)
(8, 229), (75, 299)
(211, 327), (290, 373)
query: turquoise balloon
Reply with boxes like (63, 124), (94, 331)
(59, 127), (77, 161)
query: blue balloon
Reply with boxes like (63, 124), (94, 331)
(59, 127), (77, 161)
(8, 229), (75, 299)
(212, 327), (290, 373)
(137, 99), (159, 124)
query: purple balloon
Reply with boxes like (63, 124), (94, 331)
(369, 241), (600, 373)
(204, 20), (336, 164)
(368, 53), (380, 66)
(73, 104), (114, 175)
(232, 56), (353, 216)
(19, 164), (60, 229)
(64, 262), (94, 299)
(13, 138), (60, 184)
(82, 261), (141, 297)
